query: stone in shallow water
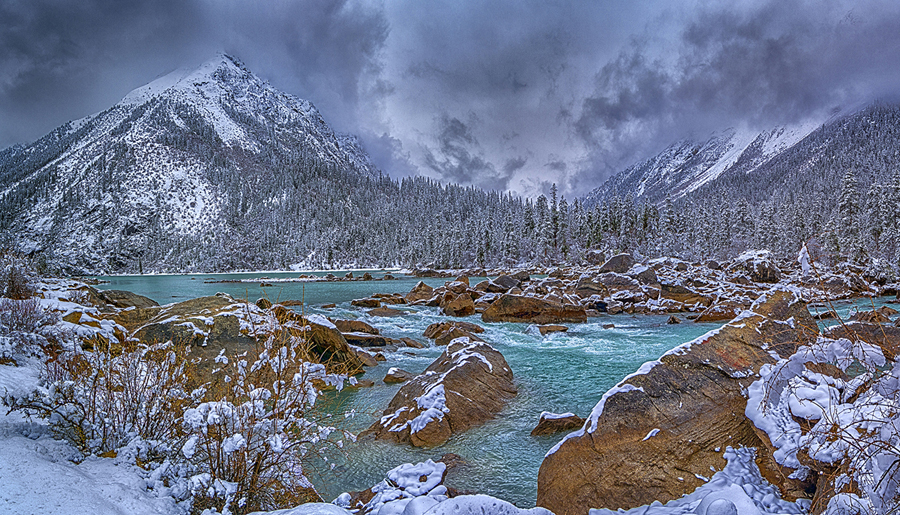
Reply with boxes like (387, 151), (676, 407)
(362, 337), (516, 447)
(367, 306), (405, 317)
(531, 412), (584, 436)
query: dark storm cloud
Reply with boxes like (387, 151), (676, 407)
(572, 0), (900, 192)
(0, 0), (203, 146)
(503, 156), (527, 175)
(4, 0), (900, 198)
(0, 0), (387, 148)
(422, 114), (509, 191)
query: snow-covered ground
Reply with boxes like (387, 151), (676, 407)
(0, 362), (185, 515)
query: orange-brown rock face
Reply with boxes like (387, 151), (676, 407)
(362, 337), (516, 447)
(536, 287), (819, 515)
(482, 294), (586, 324)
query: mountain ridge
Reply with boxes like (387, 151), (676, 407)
(0, 55), (536, 274)
(582, 111), (842, 206)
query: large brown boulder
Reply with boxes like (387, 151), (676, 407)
(424, 321), (485, 346)
(441, 293), (475, 317)
(729, 250), (782, 283)
(492, 275), (521, 291)
(658, 282), (709, 306)
(405, 281), (435, 304)
(132, 297), (364, 378)
(536, 287), (819, 515)
(424, 321), (485, 338)
(573, 277), (606, 298)
(599, 253), (635, 274)
(98, 289), (159, 309)
(482, 294), (586, 324)
(362, 338), (516, 447)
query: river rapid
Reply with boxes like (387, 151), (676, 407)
(95, 271), (884, 506)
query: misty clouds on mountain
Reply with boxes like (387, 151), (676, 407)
(2, 0), (900, 198)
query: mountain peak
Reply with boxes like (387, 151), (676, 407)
(120, 53), (252, 105)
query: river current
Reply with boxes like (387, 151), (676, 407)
(95, 271), (882, 506)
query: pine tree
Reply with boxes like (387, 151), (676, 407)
(838, 169), (862, 261)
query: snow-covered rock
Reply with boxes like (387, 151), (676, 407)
(363, 337), (516, 447)
(537, 287), (820, 514)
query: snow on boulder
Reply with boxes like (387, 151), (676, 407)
(537, 286), (819, 515)
(599, 253), (635, 274)
(729, 250), (782, 283)
(331, 460), (553, 515)
(362, 337), (516, 447)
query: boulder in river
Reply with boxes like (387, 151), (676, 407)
(331, 319), (380, 335)
(492, 274), (521, 291)
(537, 324), (568, 335)
(482, 294), (587, 324)
(441, 293), (475, 317)
(694, 301), (745, 323)
(367, 306), (405, 317)
(424, 321), (485, 338)
(536, 286), (819, 515)
(362, 337), (516, 447)
(531, 412), (585, 436)
(351, 298), (381, 308)
(729, 249), (782, 283)
(384, 367), (416, 384)
(658, 282), (709, 306)
(97, 289), (160, 309)
(405, 281), (435, 304)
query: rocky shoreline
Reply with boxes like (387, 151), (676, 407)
(31, 250), (900, 514)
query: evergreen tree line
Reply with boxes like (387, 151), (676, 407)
(3, 95), (900, 275)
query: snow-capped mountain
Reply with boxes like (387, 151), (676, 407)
(583, 118), (824, 205)
(0, 54), (382, 272)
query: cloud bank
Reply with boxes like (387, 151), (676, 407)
(2, 0), (900, 198)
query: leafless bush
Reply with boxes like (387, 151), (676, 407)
(3, 342), (191, 454)
(2, 304), (354, 515)
(183, 330), (352, 514)
(0, 298), (59, 360)
(0, 252), (35, 300)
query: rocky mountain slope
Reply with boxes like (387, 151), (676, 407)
(0, 55), (532, 274)
(579, 102), (900, 207)
(0, 55), (378, 271)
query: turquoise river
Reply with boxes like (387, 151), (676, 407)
(94, 271), (884, 507)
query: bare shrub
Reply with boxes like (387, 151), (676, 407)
(2, 303), (354, 515)
(182, 330), (352, 514)
(3, 342), (191, 454)
(0, 252), (35, 300)
(747, 248), (900, 513)
(0, 298), (60, 360)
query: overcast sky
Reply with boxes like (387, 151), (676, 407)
(2, 0), (900, 198)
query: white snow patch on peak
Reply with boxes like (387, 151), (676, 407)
(686, 126), (758, 193)
(121, 53), (246, 105)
